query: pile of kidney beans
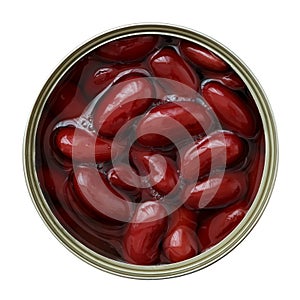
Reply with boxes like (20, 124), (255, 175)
(36, 34), (265, 265)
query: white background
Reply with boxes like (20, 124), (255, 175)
(1, 0), (299, 299)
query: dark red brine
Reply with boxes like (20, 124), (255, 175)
(35, 33), (265, 264)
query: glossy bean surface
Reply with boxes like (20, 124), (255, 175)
(137, 101), (213, 147)
(184, 172), (248, 209)
(180, 131), (247, 181)
(130, 148), (179, 195)
(54, 127), (112, 162)
(150, 47), (199, 91)
(163, 226), (199, 263)
(107, 164), (140, 192)
(202, 71), (245, 90)
(198, 201), (247, 251)
(180, 41), (229, 72)
(202, 82), (256, 137)
(123, 201), (167, 265)
(82, 62), (145, 99)
(162, 206), (199, 262)
(93, 76), (154, 137)
(73, 166), (132, 222)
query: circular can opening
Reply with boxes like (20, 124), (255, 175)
(24, 24), (278, 279)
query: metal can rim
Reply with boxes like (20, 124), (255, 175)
(23, 23), (278, 279)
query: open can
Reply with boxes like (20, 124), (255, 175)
(23, 24), (278, 279)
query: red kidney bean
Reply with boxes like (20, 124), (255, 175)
(180, 41), (229, 72)
(202, 71), (245, 90)
(123, 201), (168, 265)
(107, 164), (140, 192)
(162, 206), (199, 262)
(96, 35), (159, 62)
(148, 155), (179, 195)
(54, 126), (113, 162)
(130, 148), (179, 195)
(198, 201), (247, 252)
(49, 81), (87, 120)
(93, 75), (154, 137)
(184, 171), (248, 210)
(73, 166), (132, 222)
(82, 63), (120, 99)
(202, 82), (256, 137)
(149, 47), (199, 91)
(136, 101), (213, 147)
(163, 226), (199, 263)
(82, 60), (146, 99)
(180, 131), (247, 181)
